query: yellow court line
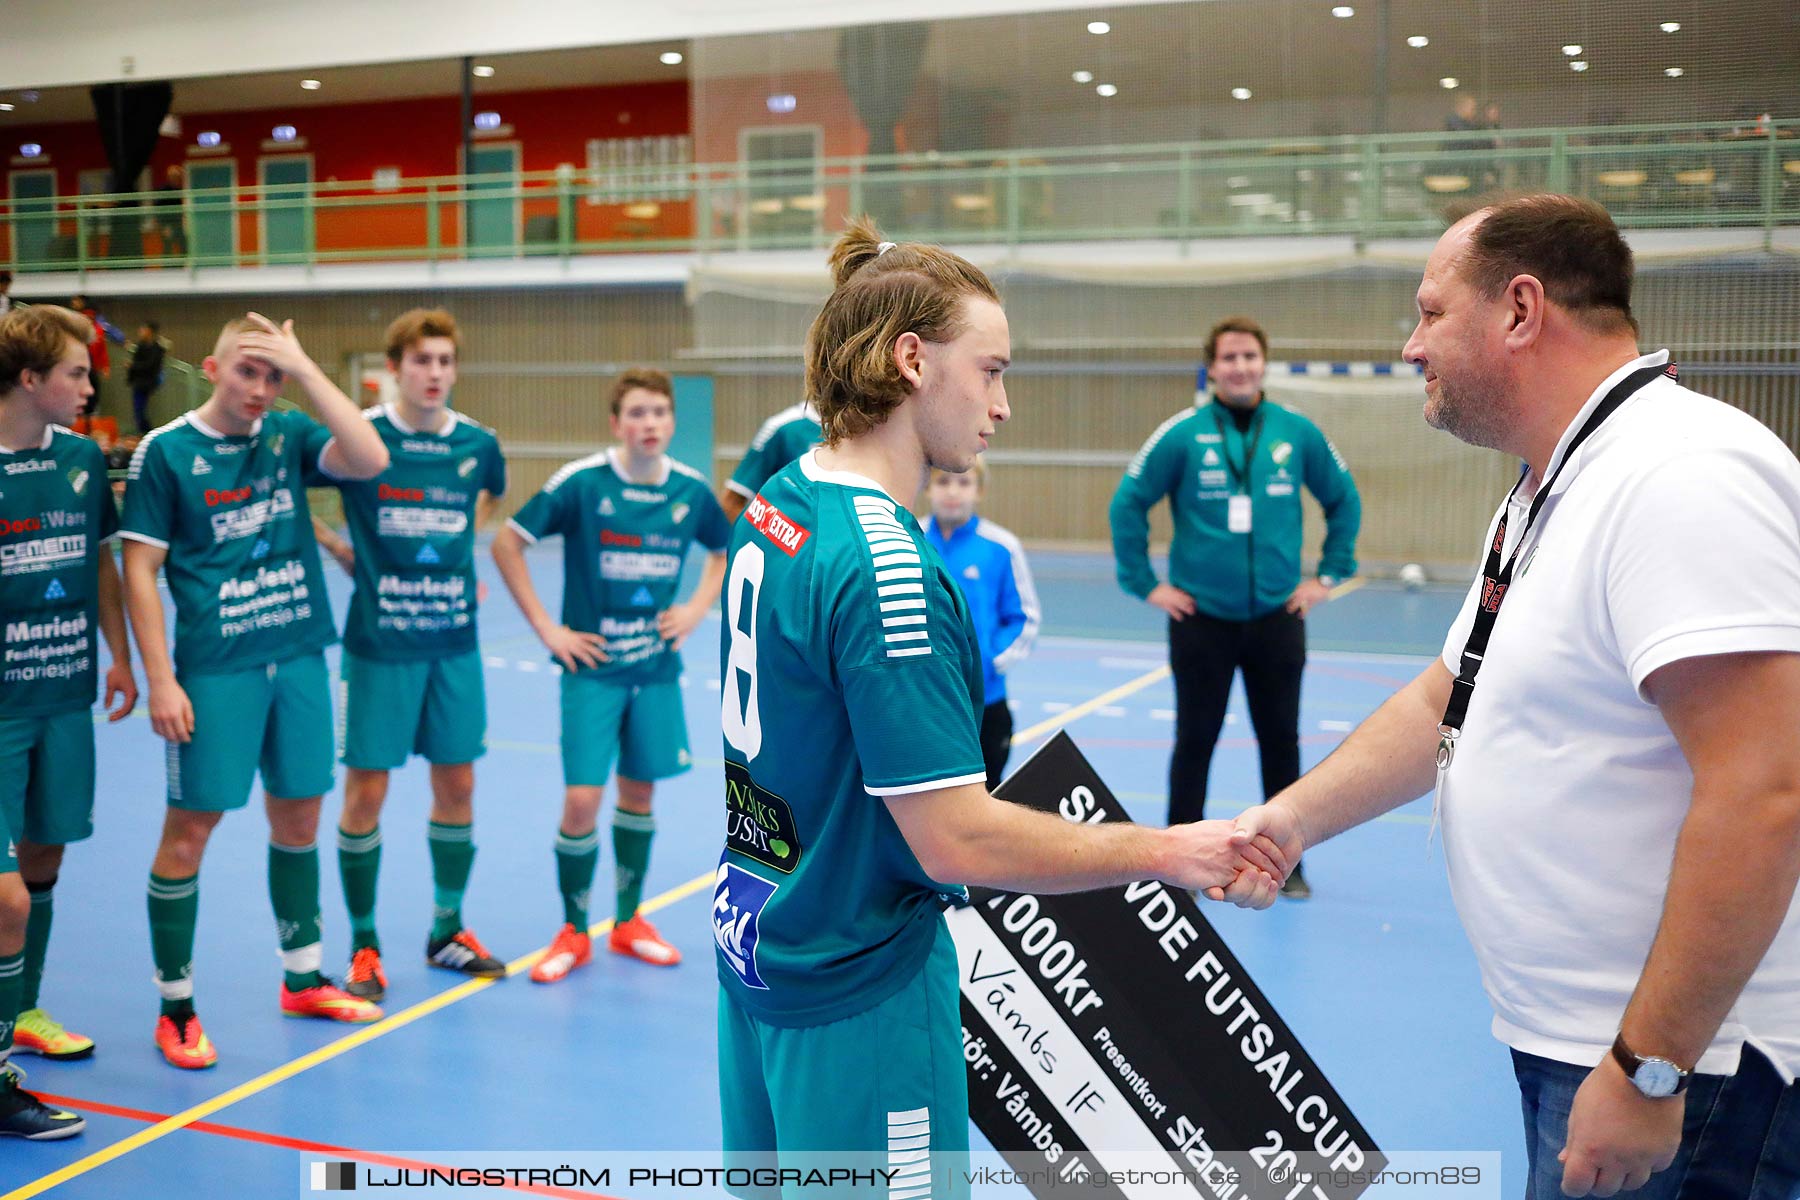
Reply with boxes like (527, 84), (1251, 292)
(7, 871), (716, 1200)
(1009, 663), (1171, 746)
(1007, 579), (1363, 750)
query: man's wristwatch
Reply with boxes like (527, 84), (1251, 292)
(1610, 1032), (1690, 1098)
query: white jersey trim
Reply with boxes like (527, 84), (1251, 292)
(127, 415), (188, 481)
(749, 401), (817, 452)
(865, 770), (987, 797)
(1125, 406), (1197, 478)
(0, 425), (55, 454)
(117, 530), (170, 550)
(973, 519), (1041, 674)
(543, 451), (610, 493)
(798, 448), (897, 501)
(504, 517), (539, 546)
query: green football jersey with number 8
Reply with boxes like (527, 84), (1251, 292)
(714, 449), (986, 1028)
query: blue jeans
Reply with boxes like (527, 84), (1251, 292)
(1513, 1043), (1800, 1198)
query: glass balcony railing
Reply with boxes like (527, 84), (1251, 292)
(5, 119), (1796, 274)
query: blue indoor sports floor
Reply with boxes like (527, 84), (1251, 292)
(1, 545), (1522, 1198)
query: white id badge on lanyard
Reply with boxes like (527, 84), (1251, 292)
(1228, 494), (1253, 534)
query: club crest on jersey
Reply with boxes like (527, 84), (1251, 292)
(191, 455), (212, 476)
(457, 457), (478, 478)
(672, 502), (690, 524)
(713, 861), (776, 990)
(67, 468), (89, 495)
(1271, 442), (1294, 465)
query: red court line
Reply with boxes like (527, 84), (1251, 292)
(33, 1092), (619, 1200)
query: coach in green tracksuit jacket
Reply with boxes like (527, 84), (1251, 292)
(1110, 316), (1360, 898)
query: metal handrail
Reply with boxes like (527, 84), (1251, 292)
(4, 118), (1793, 274)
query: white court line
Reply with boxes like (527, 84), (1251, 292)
(1038, 631), (1437, 667)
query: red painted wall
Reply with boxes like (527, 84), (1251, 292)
(3, 79), (698, 258)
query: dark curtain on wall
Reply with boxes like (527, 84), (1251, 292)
(838, 23), (930, 157)
(90, 81), (174, 192)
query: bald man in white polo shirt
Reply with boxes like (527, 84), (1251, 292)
(1233, 194), (1800, 1200)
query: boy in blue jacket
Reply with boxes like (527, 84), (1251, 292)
(921, 458), (1040, 789)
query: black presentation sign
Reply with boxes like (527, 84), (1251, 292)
(954, 733), (1385, 1200)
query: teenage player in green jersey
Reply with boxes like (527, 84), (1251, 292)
(493, 368), (729, 980)
(121, 315), (391, 1069)
(718, 400), (821, 525)
(0, 306), (137, 1139)
(309, 310), (509, 1001)
(713, 220), (1288, 1186)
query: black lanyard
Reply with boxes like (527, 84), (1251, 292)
(1211, 403), (1264, 494)
(1437, 360), (1676, 769)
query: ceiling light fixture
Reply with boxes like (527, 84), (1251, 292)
(1665, 66), (1684, 77)
(0, 103), (13, 112)
(1439, 77), (1459, 89)
(1087, 21), (1110, 34)
(472, 65), (496, 78)
(1096, 83), (1119, 97)
(20, 143), (42, 157)
(300, 78), (321, 90)
(1407, 35), (1430, 47)
(473, 111), (501, 130)
(1660, 21), (1680, 32)
(1072, 70), (1094, 83)
(197, 131), (221, 147)
(1232, 87), (1253, 100)
(1570, 60), (1590, 71)
(1562, 44), (1582, 55)
(660, 51), (684, 65)
(1332, 6), (1355, 17)
(272, 125), (297, 142)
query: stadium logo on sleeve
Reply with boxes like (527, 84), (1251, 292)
(744, 494), (810, 557)
(713, 861), (777, 990)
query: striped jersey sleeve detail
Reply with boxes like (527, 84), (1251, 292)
(1125, 408), (1193, 478)
(127, 415), (185, 481)
(853, 494), (931, 659)
(542, 451), (608, 493)
(750, 402), (811, 452)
